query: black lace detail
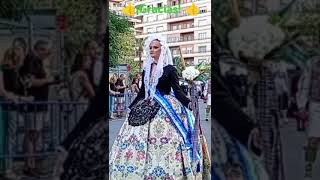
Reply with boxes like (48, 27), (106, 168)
(128, 98), (161, 126)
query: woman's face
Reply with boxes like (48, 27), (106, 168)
(149, 40), (161, 60)
(13, 46), (24, 59)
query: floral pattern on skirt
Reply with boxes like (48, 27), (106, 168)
(109, 95), (211, 180)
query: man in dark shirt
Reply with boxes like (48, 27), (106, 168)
(19, 40), (57, 176)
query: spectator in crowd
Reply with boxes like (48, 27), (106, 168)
(109, 76), (119, 119)
(19, 40), (59, 176)
(115, 74), (126, 117)
(136, 73), (142, 90)
(70, 53), (95, 101)
(51, 33), (109, 180)
(130, 77), (140, 94)
(204, 79), (211, 121)
(0, 47), (33, 179)
(83, 40), (102, 91)
(12, 37), (27, 68)
(69, 53), (95, 127)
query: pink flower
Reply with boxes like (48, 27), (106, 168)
(125, 150), (133, 160)
(149, 137), (157, 144)
(175, 152), (182, 162)
(137, 152), (145, 160)
(129, 135), (138, 143)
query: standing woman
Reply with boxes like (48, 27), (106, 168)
(109, 34), (211, 179)
(130, 77), (140, 101)
(0, 47), (33, 178)
(69, 53), (95, 128)
(109, 75), (119, 119)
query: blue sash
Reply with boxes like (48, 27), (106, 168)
(153, 90), (201, 162)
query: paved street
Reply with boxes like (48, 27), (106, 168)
(109, 100), (212, 153)
(109, 103), (320, 180)
(281, 120), (320, 180)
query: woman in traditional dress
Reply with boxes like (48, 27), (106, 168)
(109, 34), (211, 179)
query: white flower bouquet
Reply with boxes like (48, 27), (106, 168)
(228, 15), (285, 60)
(182, 66), (200, 81)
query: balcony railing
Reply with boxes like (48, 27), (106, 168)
(136, 24), (210, 36)
(135, 10), (211, 24)
(167, 37), (211, 43)
(172, 50), (211, 55)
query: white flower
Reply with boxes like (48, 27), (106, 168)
(182, 66), (200, 81)
(228, 15), (285, 60)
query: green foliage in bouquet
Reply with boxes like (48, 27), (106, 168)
(173, 56), (185, 77)
(193, 61), (210, 82)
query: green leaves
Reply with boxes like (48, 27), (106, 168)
(109, 11), (135, 68)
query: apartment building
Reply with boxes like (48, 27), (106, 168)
(109, 0), (209, 66)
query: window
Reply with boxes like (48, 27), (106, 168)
(198, 46), (206, 53)
(187, 47), (193, 54)
(157, 3), (163, 7)
(200, 7), (207, 13)
(172, 1), (176, 5)
(182, 23), (187, 29)
(172, 25), (177, 30)
(198, 59), (207, 63)
(198, 19), (206, 26)
(158, 14), (164, 20)
(147, 28), (153, 33)
(147, 16), (153, 22)
(156, 26), (163, 32)
(198, 32), (206, 39)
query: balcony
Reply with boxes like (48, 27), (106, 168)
(135, 24), (210, 39)
(134, 9), (211, 27)
(167, 37), (211, 46)
(167, 35), (213, 43)
(172, 50), (211, 57)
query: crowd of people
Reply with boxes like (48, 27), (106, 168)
(0, 37), (103, 178)
(109, 73), (142, 119)
(108, 71), (212, 121)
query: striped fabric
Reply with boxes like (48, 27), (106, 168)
(254, 64), (285, 180)
(190, 82), (201, 166)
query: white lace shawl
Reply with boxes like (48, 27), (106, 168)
(143, 34), (173, 100)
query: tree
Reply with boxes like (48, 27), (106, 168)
(109, 11), (135, 67)
(136, 38), (146, 72)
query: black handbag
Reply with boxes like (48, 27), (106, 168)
(128, 98), (161, 126)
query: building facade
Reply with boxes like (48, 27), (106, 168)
(110, 0), (211, 66)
